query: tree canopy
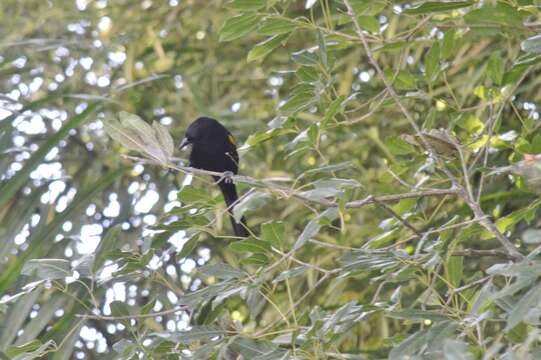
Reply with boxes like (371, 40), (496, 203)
(2, 0), (541, 358)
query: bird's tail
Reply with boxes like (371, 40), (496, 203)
(216, 179), (249, 238)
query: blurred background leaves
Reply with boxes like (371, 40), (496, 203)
(2, 0), (541, 358)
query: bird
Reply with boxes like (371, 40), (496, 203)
(178, 117), (249, 238)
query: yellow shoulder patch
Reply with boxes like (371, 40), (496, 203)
(228, 134), (237, 145)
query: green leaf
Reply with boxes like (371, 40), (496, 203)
(15, 295), (66, 345)
(73, 255), (94, 278)
(105, 112), (174, 165)
(272, 266), (307, 283)
(21, 259), (71, 280)
(464, 3), (526, 28)
(482, 200), (541, 240)
(317, 30), (328, 67)
(403, 1), (474, 15)
(279, 90), (316, 114)
(314, 178), (360, 189)
(198, 263), (246, 280)
(0, 183), (46, 263)
(389, 321), (458, 359)
(93, 224), (122, 273)
(505, 282), (541, 331)
(531, 133), (541, 153)
(233, 191), (271, 223)
(385, 69), (417, 90)
(112, 339), (137, 358)
(385, 136), (416, 155)
(341, 249), (406, 274)
(291, 50), (320, 66)
(323, 96), (346, 124)
(219, 13), (260, 42)
(349, 0), (386, 16)
(398, 70), (418, 90)
(174, 326), (225, 343)
(296, 66), (319, 82)
(445, 255), (464, 288)
(228, 337), (287, 359)
(503, 54), (541, 84)
(293, 220), (321, 250)
(487, 52), (504, 85)
(425, 42), (440, 82)
(357, 16), (380, 33)
(245, 128), (289, 146)
(294, 208), (339, 250)
(258, 17), (296, 35)
(0, 167), (125, 294)
(261, 221), (284, 246)
(299, 186), (341, 201)
(229, 238), (272, 255)
(0, 103), (100, 209)
(521, 34), (541, 54)
(386, 309), (448, 322)
(6, 340), (43, 357)
(6, 340), (56, 359)
(443, 339), (475, 360)
(441, 30), (457, 60)
(456, 114), (484, 135)
(0, 286), (42, 348)
(110, 300), (131, 318)
(241, 253), (269, 265)
(306, 161), (353, 174)
(375, 41), (409, 52)
(487, 261), (541, 278)
(247, 33), (289, 62)
(225, 0), (265, 11)
(178, 185), (216, 204)
(178, 235), (200, 259)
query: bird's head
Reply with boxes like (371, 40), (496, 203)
(179, 117), (230, 150)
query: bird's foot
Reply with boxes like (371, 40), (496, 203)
(219, 171), (235, 184)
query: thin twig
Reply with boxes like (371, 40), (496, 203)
(451, 249), (512, 258)
(345, 188), (458, 208)
(369, 195), (423, 238)
(75, 307), (186, 321)
(388, 217), (489, 248)
(271, 247), (340, 275)
(476, 103), (495, 202)
(309, 239), (356, 250)
(447, 276), (491, 296)
(254, 273), (329, 337)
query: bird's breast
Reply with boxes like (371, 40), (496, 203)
(190, 145), (238, 174)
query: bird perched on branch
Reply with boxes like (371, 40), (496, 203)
(179, 117), (249, 238)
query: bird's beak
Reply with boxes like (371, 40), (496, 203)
(178, 137), (191, 150)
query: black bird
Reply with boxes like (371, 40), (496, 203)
(179, 117), (249, 238)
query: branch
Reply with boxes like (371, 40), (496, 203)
(451, 249), (512, 258)
(345, 188), (457, 208)
(369, 195), (423, 238)
(124, 156), (520, 259)
(123, 155), (456, 209)
(342, 0), (523, 260)
(342, 0), (458, 184)
(75, 307), (186, 321)
(463, 195), (522, 260)
(447, 276), (491, 297)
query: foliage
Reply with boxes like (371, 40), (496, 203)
(2, 0), (541, 358)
